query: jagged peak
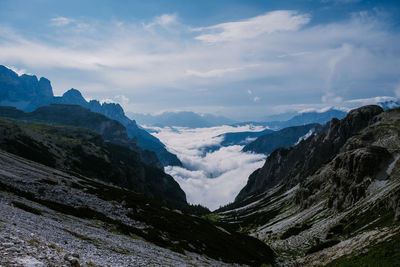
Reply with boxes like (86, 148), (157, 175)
(63, 88), (84, 98)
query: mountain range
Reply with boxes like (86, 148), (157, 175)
(129, 111), (235, 128)
(0, 65), (181, 166)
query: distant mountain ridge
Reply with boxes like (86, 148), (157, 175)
(243, 123), (322, 155)
(130, 111), (235, 128)
(0, 65), (181, 166)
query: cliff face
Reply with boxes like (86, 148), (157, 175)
(236, 105), (383, 202)
(0, 66), (182, 167)
(216, 106), (400, 266)
(0, 66), (53, 111)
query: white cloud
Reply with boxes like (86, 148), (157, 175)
(5, 65), (28, 76)
(186, 67), (242, 78)
(150, 125), (267, 210)
(253, 96), (260, 102)
(114, 95), (129, 105)
(0, 9), (399, 118)
(50, 17), (75, 27)
(143, 14), (177, 29)
(194, 10), (311, 43)
(100, 95), (130, 106)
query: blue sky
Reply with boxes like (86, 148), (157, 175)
(1, 0), (400, 120)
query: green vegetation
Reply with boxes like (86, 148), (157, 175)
(202, 213), (220, 223)
(327, 233), (400, 267)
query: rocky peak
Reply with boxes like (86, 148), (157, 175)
(0, 65), (19, 80)
(60, 89), (88, 106)
(235, 105), (384, 202)
(38, 77), (54, 98)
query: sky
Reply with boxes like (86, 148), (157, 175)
(1, 0), (400, 120)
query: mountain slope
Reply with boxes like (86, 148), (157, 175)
(0, 105), (162, 168)
(0, 149), (275, 266)
(242, 123), (321, 155)
(0, 117), (185, 205)
(236, 105), (382, 201)
(215, 105), (400, 265)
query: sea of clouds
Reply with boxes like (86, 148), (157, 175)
(149, 125), (267, 210)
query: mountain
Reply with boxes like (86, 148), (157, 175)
(231, 108), (347, 130)
(237, 105), (382, 201)
(0, 114), (185, 205)
(54, 89), (182, 167)
(0, 65), (181, 166)
(260, 111), (298, 122)
(0, 149), (275, 266)
(242, 123), (322, 155)
(266, 108), (347, 129)
(203, 128), (275, 153)
(0, 65), (53, 111)
(214, 105), (400, 265)
(377, 98), (400, 110)
(0, 105), (162, 169)
(129, 111), (235, 128)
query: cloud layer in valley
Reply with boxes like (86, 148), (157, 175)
(150, 125), (267, 210)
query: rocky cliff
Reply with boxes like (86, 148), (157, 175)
(215, 105), (400, 266)
(236, 105), (382, 201)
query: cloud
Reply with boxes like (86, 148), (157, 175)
(253, 96), (260, 102)
(143, 14), (177, 29)
(194, 10), (311, 43)
(50, 17), (75, 27)
(186, 67), (242, 78)
(101, 95), (130, 106)
(0, 9), (399, 119)
(5, 65), (28, 76)
(150, 125), (267, 210)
